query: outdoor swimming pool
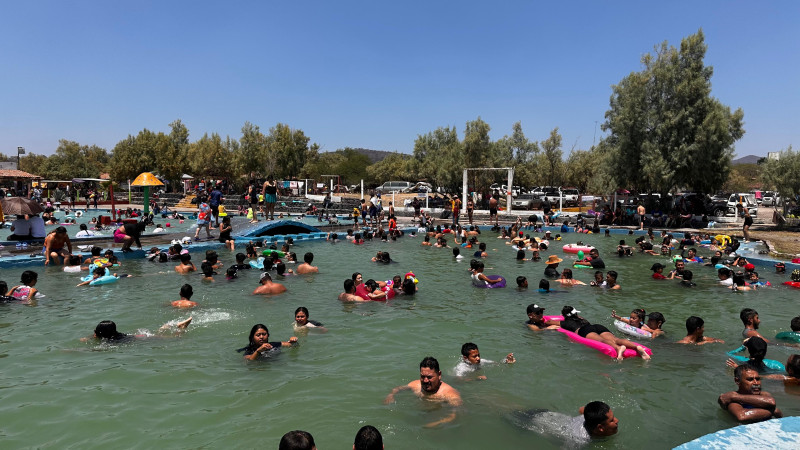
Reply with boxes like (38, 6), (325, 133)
(1, 230), (798, 449)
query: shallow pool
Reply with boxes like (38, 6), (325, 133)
(1, 231), (798, 449)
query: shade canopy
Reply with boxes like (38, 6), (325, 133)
(131, 172), (164, 187)
(0, 196), (44, 215)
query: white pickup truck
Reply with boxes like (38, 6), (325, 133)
(544, 188), (579, 207)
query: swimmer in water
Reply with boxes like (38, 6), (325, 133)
(338, 279), (366, 302)
(172, 284), (197, 308)
(76, 266), (120, 286)
(677, 316), (725, 345)
(238, 324), (297, 361)
(175, 253), (196, 274)
(740, 308), (768, 342)
(553, 306), (650, 361)
(718, 365), (782, 423)
(83, 318), (192, 342)
(296, 252), (319, 274)
(253, 272), (286, 295)
(384, 356), (462, 428)
(6, 270), (40, 302)
(525, 304), (560, 331)
(293, 307), (326, 331)
(470, 260), (503, 287)
(510, 401), (619, 446)
(453, 342), (515, 380)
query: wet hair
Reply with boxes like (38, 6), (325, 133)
(791, 316), (800, 332)
(686, 316), (704, 334)
(647, 312), (666, 326)
(91, 246), (102, 256)
(247, 324), (269, 346)
(479, 242), (486, 251)
(364, 279), (379, 292)
(419, 356), (440, 373)
(744, 336), (768, 361)
(733, 364), (754, 380)
(461, 342), (478, 357)
(516, 276), (527, 287)
(343, 278), (355, 292)
(20, 270), (38, 285)
(200, 262), (214, 277)
(180, 253), (192, 264)
(94, 320), (126, 340)
(740, 308), (758, 326)
(402, 278), (416, 295)
(68, 255), (81, 266)
(303, 252), (314, 264)
(353, 425), (383, 450)
(606, 270), (618, 281)
(561, 268), (573, 279)
(583, 401), (611, 434)
(732, 274), (747, 287)
(226, 267), (237, 278)
(279, 430), (315, 450)
(351, 272), (361, 281)
(158, 252), (168, 263)
(538, 279), (550, 291)
(276, 262), (288, 275)
(180, 284), (193, 299)
(92, 267), (105, 276)
(516, 249), (526, 260)
(55, 226), (67, 234)
(295, 306), (309, 316)
(236, 253), (246, 263)
(205, 250), (218, 264)
(380, 252), (391, 263)
(718, 267), (731, 278)
(682, 270), (693, 281)
(473, 260), (485, 271)
(786, 354), (800, 377)
(452, 247), (460, 256)
(0, 281), (6, 294)
(631, 308), (646, 322)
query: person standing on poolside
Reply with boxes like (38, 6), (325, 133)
(209, 182), (224, 227)
(384, 356), (462, 427)
(488, 194), (499, 226)
(247, 180), (259, 223)
(262, 175), (278, 221)
(637, 203), (646, 230)
(738, 204), (753, 242)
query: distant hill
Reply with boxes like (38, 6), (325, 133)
(351, 148), (409, 164)
(733, 155), (763, 165)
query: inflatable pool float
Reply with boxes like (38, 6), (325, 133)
(726, 346), (786, 372)
(473, 275), (506, 288)
(783, 281), (800, 289)
(262, 249), (285, 258)
(776, 331), (800, 343)
(573, 264), (593, 269)
(562, 244), (594, 254)
(89, 275), (119, 286)
(675, 416), (800, 449)
(544, 315), (652, 359)
(613, 320), (653, 339)
(249, 257), (266, 270)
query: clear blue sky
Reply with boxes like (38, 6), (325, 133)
(1, 1), (797, 159)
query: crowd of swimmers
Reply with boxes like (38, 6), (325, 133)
(5, 209), (800, 447)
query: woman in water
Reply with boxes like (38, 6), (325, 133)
(239, 324), (297, 361)
(7, 270), (40, 302)
(85, 318), (191, 342)
(554, 268), (586, 286)
(293, 307), (326, 331)
(553, 306), (650, 361)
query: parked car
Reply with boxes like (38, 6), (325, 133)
(511, 193), (544, 210)
(675, 193), (728, 217)
(561, 188), (580, 207)
(530, 186), (545, 197)
(542, 187), (579, 206)
(376, 181), (412, 194)
(727, 193), (758, 216)
(761, 191), (781, 207)
(511, 186), (527, 197)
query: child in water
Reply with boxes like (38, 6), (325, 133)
(453, 342), (515, 379)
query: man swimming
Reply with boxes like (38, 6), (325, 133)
(510, 400), (619, 446)
(384, 356), (462, 427)
(718, 365), (782, 423)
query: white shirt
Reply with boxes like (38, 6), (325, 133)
(76, 230), (95, 238)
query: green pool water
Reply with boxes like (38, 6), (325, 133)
(1, 231), (798, 449)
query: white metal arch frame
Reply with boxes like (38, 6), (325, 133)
(462, 167), (514, 212)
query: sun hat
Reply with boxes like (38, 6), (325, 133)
(545, 255), (563, 265)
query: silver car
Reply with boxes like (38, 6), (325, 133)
(511, 193), (543, 210)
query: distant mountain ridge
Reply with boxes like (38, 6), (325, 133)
(732, 155), (762, 165)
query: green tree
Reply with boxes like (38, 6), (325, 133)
(563, 148), (597, 193)
(109, 129), (164, 181)
(539, 128), (564, 187)
(235, 121), (267, 180)
(495, 122), (540, 187)
(599, 29), (744, 195)
(38, 140), (109, 180)
(267, 123), (315, 179)
(412, 126), (461, 191)
(366, 152), (415, 183)
(18, 153), (49, 175)
(157, 119), (190, 182)
(186, 133), (233, 178)
(762, 146), (800, 207)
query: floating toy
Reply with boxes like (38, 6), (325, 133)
(613, 320), (653, 339)
(249, 257), (266, 270)
(262, 250), (285, 258)
(544, 315), (652, 359)
(405, 272), (418, 284)
(727, 346), (785, 372)
(573, 265), (593, 269)
(89, 275), (119, 286)
(776, 331), (800, 343)
(562, 244), (594, 254)
(472, 275), (506, 288)
(784, 281), (800, 289)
